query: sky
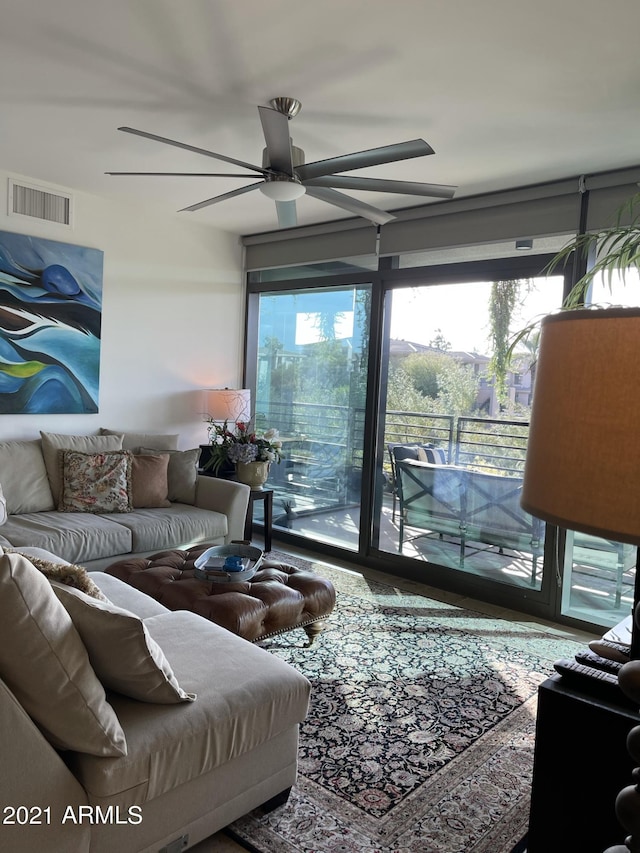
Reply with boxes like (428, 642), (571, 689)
(389, 276), (565, 354)
(388, 271), (640, 354)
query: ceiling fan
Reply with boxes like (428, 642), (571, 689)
(106, 96), (457, 228)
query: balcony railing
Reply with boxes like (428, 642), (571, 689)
(256, 401), (530, 511)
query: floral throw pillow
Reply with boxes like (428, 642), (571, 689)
(59, 450), (132, 513)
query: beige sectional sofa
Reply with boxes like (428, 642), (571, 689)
(0, 546), (311, 853)
(0, 431), (250, 571)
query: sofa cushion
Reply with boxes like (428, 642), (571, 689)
(100, 504), (228, 553)
(68, 610), (310, 806)
(0, 439), (55, 513)
(141, 447), (199, 505)
(59, 450), (133, 513)
(90, 572), (170, 619)
(100, 429), (179, 452)
(41, 432), (125, 503)
(131, 453), (171, 508)
(52, 583), (195, 704)
(0, 511), (133, 564)
(0, 552), (127, 756)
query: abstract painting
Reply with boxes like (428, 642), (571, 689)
(0, 230), (103, 414)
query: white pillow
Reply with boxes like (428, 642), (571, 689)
(52, 583), (195, 704)
(100, 429), (179, 452)
(0, 553), (127, 756)
(0, 483), (6, 526)
(40, 432), (124, 504)
(0, 440), (55, 513)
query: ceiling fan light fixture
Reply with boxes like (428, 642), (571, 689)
(259, 177), (306, 202)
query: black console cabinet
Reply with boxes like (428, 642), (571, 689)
(528, 675), (640, 852)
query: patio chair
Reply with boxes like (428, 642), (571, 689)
(396, 459), (466, 562)
(387, 442), (448, 523)
(463, 469), (544, 584)
(567, 531), (635, 607)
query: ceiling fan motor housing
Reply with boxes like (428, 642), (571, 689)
(262, 144), (305, 172)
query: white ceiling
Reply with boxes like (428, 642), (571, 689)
(1, 0), (639, 238)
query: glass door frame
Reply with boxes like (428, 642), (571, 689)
(243, 252), (617, 636)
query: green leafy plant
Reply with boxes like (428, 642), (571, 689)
(508, 191), (640, 357)
(548, 191), (640, 308)
(204, 421), (283, 474)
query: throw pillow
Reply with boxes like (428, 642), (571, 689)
(40, 432), (124, 503)
(100, 429), (179, 452)
(0, 439), (55, 513)
(0, 552), (127, 756)
(59, 450), (133, 513)
(131, 453), (171, 508)
(0, 483), (6, 526)
(140, 447), (199, 505)
(52, 583), (196, 704)
(7, 550), (107, 601)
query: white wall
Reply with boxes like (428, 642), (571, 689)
(0, 172), (244, 449)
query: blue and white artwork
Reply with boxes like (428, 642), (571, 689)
(0, 230), (103, 414)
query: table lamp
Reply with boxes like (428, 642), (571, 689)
(206, 388), (252, 425)
(521, 306), (640, 853)
(521, 306), (640, 653)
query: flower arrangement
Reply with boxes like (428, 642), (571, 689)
(205, 420), (283, 474)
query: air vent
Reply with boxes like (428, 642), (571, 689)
(8, 179), (73, 226)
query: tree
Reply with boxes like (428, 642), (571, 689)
(488, 280), (519, 404)
(429, 329), (451, 351)
(403, 351), (451, 398)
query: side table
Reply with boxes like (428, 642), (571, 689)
(198, 446), (273, 551)
(245, 488), (273, 552)
(527, 674), (640, 852)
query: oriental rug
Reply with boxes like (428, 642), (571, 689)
(227, 553), (583, 853)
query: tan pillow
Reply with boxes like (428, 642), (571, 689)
(59, 450), (132, 513)
(0, 553), (127, 756)
(140, 447), (199, 505)
(100, 429), (179, 452)
(52, 583), (195, 704)
(0, 440), (55, 513)
(131, 453), (171, 508)
(40, 432), (124, 503)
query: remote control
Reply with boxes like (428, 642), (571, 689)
(588, 638), (631, 663)
(574, 649), (624, 675)
(553, 659), (624, 702)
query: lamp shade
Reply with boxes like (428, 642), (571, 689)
(521, 307), (640, 546)
(206, 388), (251, 424)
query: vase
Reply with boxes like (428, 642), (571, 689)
(235, 461), (270, 490)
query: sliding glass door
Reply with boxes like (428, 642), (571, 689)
(245, 241), (636, 633)
(250, 283), (371, 550)
(374, 273), (562, 592)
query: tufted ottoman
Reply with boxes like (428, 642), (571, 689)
(103, 544), (336, 645)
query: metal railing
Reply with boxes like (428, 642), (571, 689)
(255, 401), (531, 512)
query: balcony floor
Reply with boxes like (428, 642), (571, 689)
(260, 492), (635, 633)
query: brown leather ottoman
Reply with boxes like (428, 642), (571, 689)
(103, 545), (336, 645)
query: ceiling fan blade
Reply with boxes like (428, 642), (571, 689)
(305, 186), (395, 226)
(258, 106), (294, 176)
(178, 182), (263, 213)
(106, 171), (261, 178)
(118, 127), (267, 174)
(275, 201), (298, 229)
(304, 175), (457, 199)
(296, 139), (434, 181)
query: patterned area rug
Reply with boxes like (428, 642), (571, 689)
(228, 554), (581, 853)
